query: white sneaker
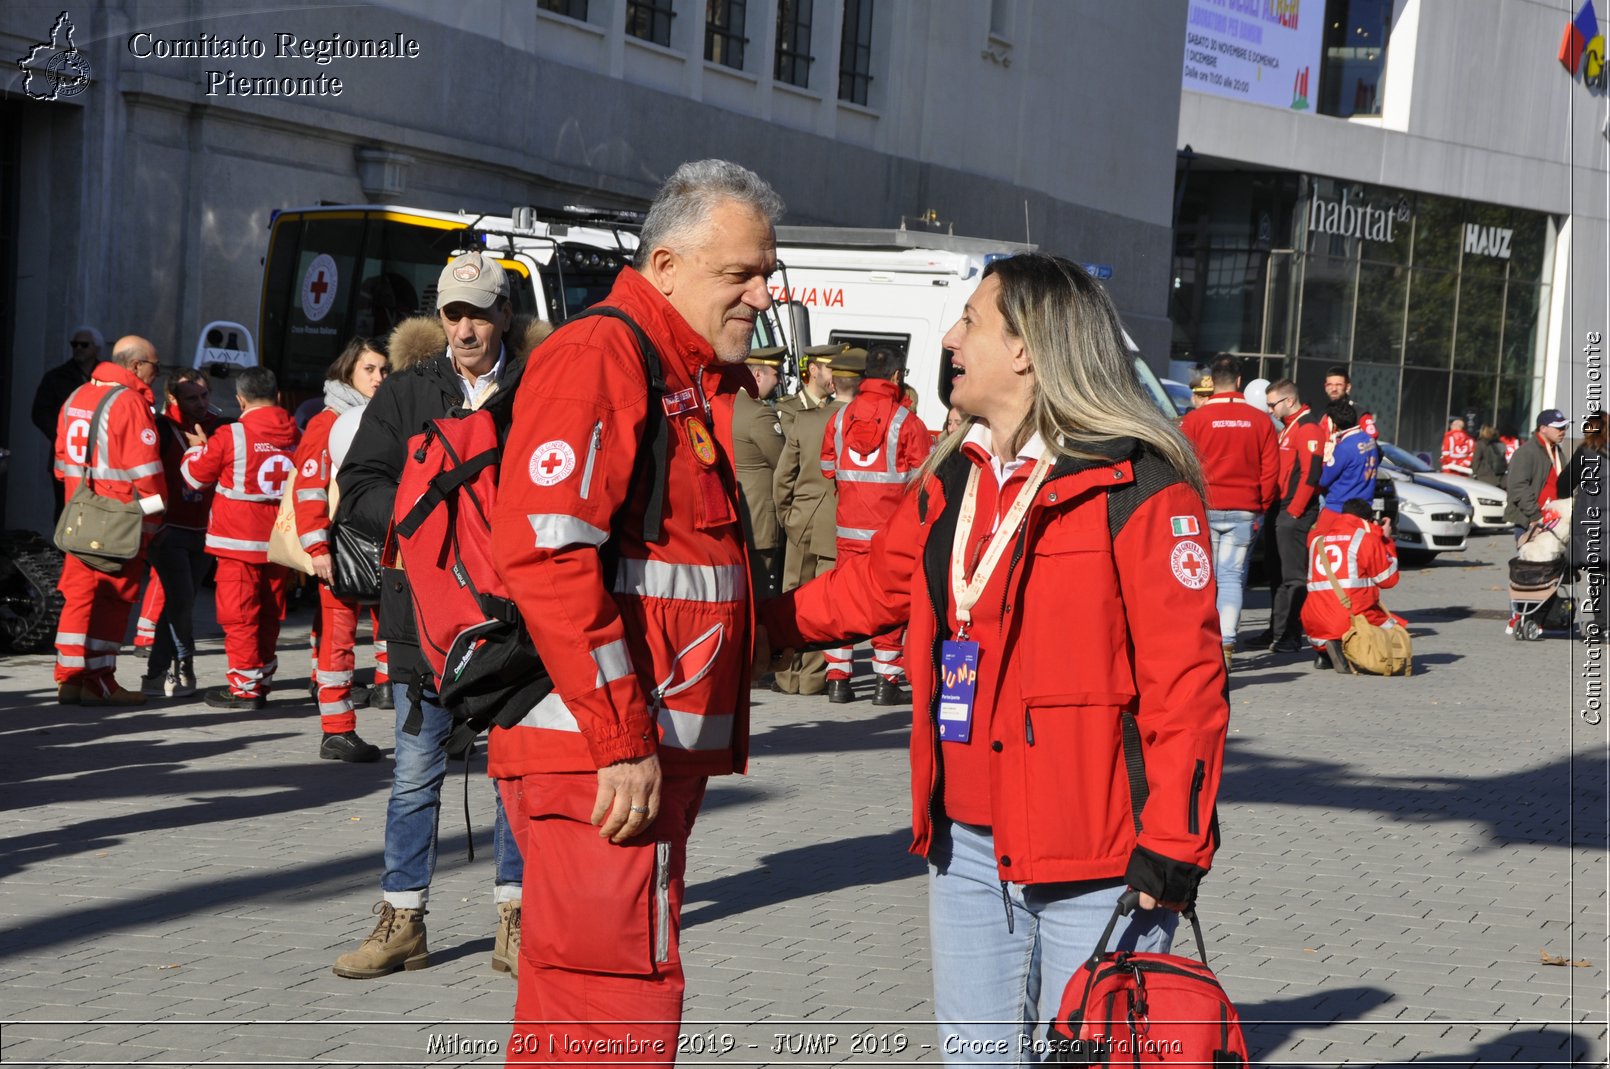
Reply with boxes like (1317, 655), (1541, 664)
(140, 672), (167, 697)
(1505, 614), (1518, 636)
(166, 663), (197, 698)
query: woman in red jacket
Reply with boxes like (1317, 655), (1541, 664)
(764, 254), (1229, 1059)
(292, 337), (390, 762)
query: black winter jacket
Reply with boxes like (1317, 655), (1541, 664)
(336, 349), (527, 682)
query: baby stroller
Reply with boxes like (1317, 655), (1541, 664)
(1509, 515), (1574, 642)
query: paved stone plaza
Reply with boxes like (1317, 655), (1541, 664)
(1, 532), (1605, 1067)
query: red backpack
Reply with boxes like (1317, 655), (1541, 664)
(389, 307), (668, 756)
(1047, 892), (1247, 1066)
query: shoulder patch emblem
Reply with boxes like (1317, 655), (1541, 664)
(1170, 539), (1211, 590)
(529, 440), (576, 486)
(139, 427), (157, 447)
(772, 421), (783, 437)
(302, 458), (319, 478)
(1169, 515), (1199, 537)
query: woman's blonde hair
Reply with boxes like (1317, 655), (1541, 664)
(922, 254), (1203, 493)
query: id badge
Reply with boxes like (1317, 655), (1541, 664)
(938, 640), (980, 743)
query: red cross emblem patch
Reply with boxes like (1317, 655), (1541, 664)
(528, 440), (577, 486)
(1170, 539), (1211, 590)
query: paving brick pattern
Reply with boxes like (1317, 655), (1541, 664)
(0, 532), (1604, 1066)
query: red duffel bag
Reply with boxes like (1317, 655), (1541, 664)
(1047, 891), (1248, 1066)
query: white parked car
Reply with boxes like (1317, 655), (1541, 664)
(1377, 441), (1508, 530)
(1379, 468), (1472, 558)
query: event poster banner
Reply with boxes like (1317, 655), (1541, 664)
(1182, 0), (1327, 112)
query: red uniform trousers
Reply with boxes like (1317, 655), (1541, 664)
(312, 583), (389, 733)
(55, 553), (148, 692)
(134, 574), (164, 648)
(214, 558), (289, 699)
(500, 773), (706, 1068)
(822, 543), (905, 682)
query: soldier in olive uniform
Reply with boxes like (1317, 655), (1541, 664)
(771, 347), (864, 696)
(731, 347), (787, 603)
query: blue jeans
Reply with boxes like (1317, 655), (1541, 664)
(1206, 509), (1257, 644)
(146, 527), (207, 677)
(929, 821), (1176, 1066)
(381, 681), (522, 908)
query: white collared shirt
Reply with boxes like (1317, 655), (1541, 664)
(961, 424), (1049, 532)
(456, 344), (506, 408)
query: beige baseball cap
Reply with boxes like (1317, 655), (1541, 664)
(436, 252), (510, 310)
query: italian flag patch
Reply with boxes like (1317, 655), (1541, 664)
(1170, 515), (1200, 537)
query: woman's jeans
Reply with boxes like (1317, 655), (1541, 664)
(146, 527), (207, 678)
(928, 821), (1176, 1065)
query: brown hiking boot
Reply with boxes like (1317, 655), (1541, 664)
(56, 683), (82, 705)
(80, 681), (146, 707)
(491, 901), (521, 976)
(331, 902), (428, 978)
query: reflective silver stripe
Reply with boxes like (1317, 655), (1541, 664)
(873, 649), (900, 663)
(836, 525), (876, 541)
(216, 485), (279, 502)
(1372, 557), (1399, 585)
(57, 462), (163, 482)
(137, 617), (157, 630)
(516, 692), (582, 732)
(300, 530), (329, 548)
(56, 654), (86, 667)
(1308, 578), (1376, 591)
(820, 459), (837, 476)
(230, 423), (249, 497)
(86, 655), (116, 670)
(658, 707), (733, 751)
(231, 665), (264, 681)
(181, 448), (207, 490)
(86, 638), (120, 651)
(56, 631), (88, 645)
(590, 639), (635, 689)
(207, 534), (271, 552)
(834, 468), (912, 484)
(138, 494), (165, 515)
(612, 559), (745, 604)
(528, 513), (608, 549)
(316, 669), (354, 685)
(296, 488), (328, 502)
(319, 700), (355, 714)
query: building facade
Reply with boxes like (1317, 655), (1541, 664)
(0, 0), (1186, 532)
(1172, 0), (1608, 456)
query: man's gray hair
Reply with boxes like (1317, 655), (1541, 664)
(632, 159), (784, 269)
(73, 325), (104, 348)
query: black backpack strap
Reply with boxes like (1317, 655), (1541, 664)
(394, 447), (501, 539)
(562, 307), (669, 542)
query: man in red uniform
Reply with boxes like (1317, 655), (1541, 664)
(1302, 498), (1401, 668)
(1440, 417), (1474, 475)
(181, 366), (300, 710)
(488, 159), (781, 1065)
(52, 335), (166, 705)
(820, 345), (932, 705)
(1260, 379), (1327, 652)
(1178, 354), (1278, 665)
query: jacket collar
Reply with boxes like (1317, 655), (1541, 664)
(90, 361), (155, 406)
(609, 267), (721, 383)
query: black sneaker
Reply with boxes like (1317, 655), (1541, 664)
(320, 730), (382, 763)
(369, 685), (394, 710)
(826, 679), (855, 704)
(1246, 630), (1274, 648)
(204, 686), (267, 711)
(1270, 637), (1304, 654)
(873, 679), (908, 706)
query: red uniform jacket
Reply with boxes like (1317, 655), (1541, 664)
(821, 378), (932, 554)
(1301, 509), (1400, 640)
(765, 441), (1228, 902)
(181, 405), (300, 562)
(1440, 429), (1474, 474)
(1179, 392), (1279, 513)
(1277, 406), (1326, 516)
(290, 408), (340, 558)
(54, 363), (166, 537)
(157, 405), (226, 532)
(489, 267), (754, 781)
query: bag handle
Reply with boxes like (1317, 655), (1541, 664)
(1087, 889), (1210, 967)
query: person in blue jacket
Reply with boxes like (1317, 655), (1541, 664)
(1319, 400), (1378, 513)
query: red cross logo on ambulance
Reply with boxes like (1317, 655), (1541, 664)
(257, 454), (294, 496)
(65, 418), (90, 464)
(300, 254), (339, 323)
(529, 440), (576, 486)
(1170, 539), (1211, 590)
